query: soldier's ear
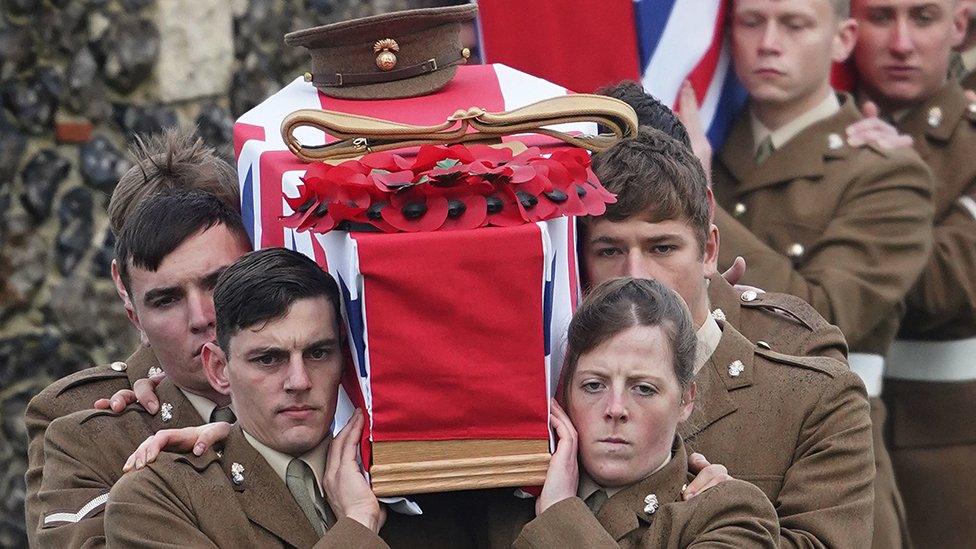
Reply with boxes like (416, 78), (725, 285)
(679, 382), (697, 422)
(111, 259), (143, 337)
(831, 17), (857, 64)
(202, 342), (232, 397)
(702, 224), (720, 277)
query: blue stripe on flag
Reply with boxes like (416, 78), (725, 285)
(337, 274), (368, 377)
(241, 166), (255, 245)
(633, 0), (679, 69)
(705, 65), (748, 149)
(542, 256), (555, 357)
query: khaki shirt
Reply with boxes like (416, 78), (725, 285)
(712, 94), (934, 356)
(514, 437), (779, 548)
(891, 80), (976, 340)
(30, 378), (205, 547)
(680, 321), (874, 549)
(24, 345), (156, 545)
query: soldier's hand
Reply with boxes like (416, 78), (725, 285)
(122, 422), (233, 473)
(94, 369), (166, 414)
(677, 79), (713, 185)
(536, 399), (579, 515)
(683, 452), (733, 500)
(324, 409), (385, 533)
(721, 256), (747, 286)
(847, 101), (913, 149)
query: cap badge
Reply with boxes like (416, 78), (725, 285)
(160, 402), (173, 422)
(374, 39), (399, 71)
(729, 360), (745, 377)
(147, 366), (163, 378)
(711, 308), (726, 321)
(231, 462), (245, 485)
(643, 493), (659, 515)
(928, 107), (943, 128)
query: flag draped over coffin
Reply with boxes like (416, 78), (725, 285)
(233, 63), (591, 471)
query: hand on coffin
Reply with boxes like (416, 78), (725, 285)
(324, 409), (386, 533)
(846, 101), (913, 149)
(536, 399), (579, 516)
(683, 452), (733, 500)
(122, 422), (233, 473)
(94, 369), (167, 414)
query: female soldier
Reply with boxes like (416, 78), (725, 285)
(520, 277), (778, 548)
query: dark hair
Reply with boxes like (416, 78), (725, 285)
(562, 278), (697, 403)
(214, 248), (342, 352)
(108, 126), (239, 236)
(589, 127), (710, 253)
(115, 190), (251, 293)
(598, 81), (692, 147)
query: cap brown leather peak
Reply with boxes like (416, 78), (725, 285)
(285, 4), (478, 100)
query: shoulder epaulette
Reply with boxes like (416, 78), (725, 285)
(755, 347), (845, 377)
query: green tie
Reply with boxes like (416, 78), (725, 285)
(285, 458), (333, 536)
(755, 136), (774, 165)
(585, 489), (608, 514)
(949, 51), (966, 81)
(209, 406), (236, 424)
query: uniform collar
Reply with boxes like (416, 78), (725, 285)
(124, 345), (159, 387)
(241, 429), (331, 492)
(961, 44), (976, 74)
(577, 451), (672, 502)
(720, 92), (859, 195)
(179, 389), (220, 424)
(695, 314), (722, 374)
(154, 378), (208, 428)
(750, 92), (840, 153)
(895, 79), (970, 145)
(591, 436), (689, 541)
(705, 274), (743, 330)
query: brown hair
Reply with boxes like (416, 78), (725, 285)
(561, 278), (697, 404)
(589, 127), (710, 254)
(108, 126), (239, 235)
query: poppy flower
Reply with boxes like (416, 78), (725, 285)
(381, 185), (449, 232)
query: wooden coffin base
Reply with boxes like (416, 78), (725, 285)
(369, 439), (551, 497)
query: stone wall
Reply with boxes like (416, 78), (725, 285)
(0, 0), (460, 543)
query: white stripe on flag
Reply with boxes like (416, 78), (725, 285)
(641, 0), (722, 107)
(494, 63), (598, 136)
(237, 76), (326, 149)
(698, 39), (733, 132)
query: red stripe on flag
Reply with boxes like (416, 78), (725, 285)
(233, 122), (265, 160)
(356, 225), (550, 442)
(479, 0), (641, 92)
(316, 64), (506, 127)
(310, 235), (329, 271)
(675, 4), (728, 111)
(258, 151), (309, 249)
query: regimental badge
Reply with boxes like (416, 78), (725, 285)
(928, 107), (943, 128)
(231, 462), (245, 485)
(643, 493), (659, 515)
(711, 308), (726, 321)
(827, 133), (843, 150)
(160, 402), (173, 422)
(147, 366), (163, 378)
(374, 39), (399, 71)
(728, 360), (745, 377)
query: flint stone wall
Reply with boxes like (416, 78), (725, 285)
(0, 0), (458, 544)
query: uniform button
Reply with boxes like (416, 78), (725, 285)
(740, 290), (758, 302)
(110, 361), (127, 372)
(733, 202), (747, 217)
(827, 133), (843, 150)
(928, 106), (943, 127)
(757, 340), (771, 350)
(787, 242), (805, 259)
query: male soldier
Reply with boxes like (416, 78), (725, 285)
(27, 191), (251, 546)
(703, 1), (935, 546)
(954, 0), (976, 87)
(851, 1), (976, 546)
(105, 248), (394, 547)
(22, 128), (241, 545)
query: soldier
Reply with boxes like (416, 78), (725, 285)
(22, 128), (241, 546)
(701, 1), (936, 546)
(851, 1), (976, 546)
(27, 191), (251, 546)
(104, 248), (395, 547)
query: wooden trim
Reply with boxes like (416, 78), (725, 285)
(370, 439), (550, 497)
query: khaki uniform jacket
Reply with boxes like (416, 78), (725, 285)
(962, 69), (976, 91)
(707, 274), (848, 363)
(892, 80), (976, 339)
(512, 437), (779, 548)
(104, 425), (430, 549)
(24, 345), (156, 546)
(679, 321), (874, 549)
(30, 378), (203, 548)
(712, 94), (934, 355)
